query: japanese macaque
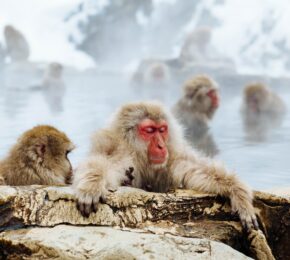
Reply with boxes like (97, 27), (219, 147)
(4, 25), (30, 62)
(73, 101), (258, 230)
(242, 83), (286, 141)
(42, 62), (66, 113)
(179, 27), (212, 63)
(173, 75), (219, 157)
(0, 125), (74, 186)
(131, 60), (171, 86)
(0, 43), (5, 67)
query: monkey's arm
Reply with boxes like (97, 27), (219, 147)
(73, 137), (134, 217)
(170, 154), (258, 230)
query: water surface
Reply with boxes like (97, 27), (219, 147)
(0, 71), (289, 190)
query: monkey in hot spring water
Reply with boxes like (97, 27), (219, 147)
(173, 75), (219, 157)
(241, 83), (286, 142)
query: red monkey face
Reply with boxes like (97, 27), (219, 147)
(206, 89), (219, 108)
(138, 119), (169, 165)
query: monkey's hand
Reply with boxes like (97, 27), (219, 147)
(75, 177), (110, 218)
(230, 187), (259, 231)
(73, 156), (134, 217)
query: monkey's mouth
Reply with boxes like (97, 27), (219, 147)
(149, 156), (167, 164)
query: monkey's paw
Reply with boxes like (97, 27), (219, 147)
(232, 203), (259, 231)
(75, 188), (110, 218)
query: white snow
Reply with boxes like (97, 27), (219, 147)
(1, 0), (290, 75)
(0, 0), (95, 70)
(210, 0), (290, 76)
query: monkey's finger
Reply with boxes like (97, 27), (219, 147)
(92, 202), (98, 213)
(92, 196), (100, 213)
(100, 194), (107, 203)
(78, 202), (86, 217)
(241, 219), (247, 230)
(252, 217), (259, 230)
(83, 203), (92, 218)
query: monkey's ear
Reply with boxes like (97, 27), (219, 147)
(35, 144), (46, 157)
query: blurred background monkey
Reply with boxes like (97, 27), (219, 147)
(173, 75), (219, 156)
(241, 83), (286, 142)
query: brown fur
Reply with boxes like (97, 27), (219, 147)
(173, 75), (219, 156)
(73, 101), (257, 230)
(0, 125), (74, 186)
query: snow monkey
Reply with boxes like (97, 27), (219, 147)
(4, 25), (30, 62)
(173, 75), (219, 156)
(0, 125), (74, 186)
(131, 59), (171, 86)
(42, 62), (66, 113)
(242, 83), (286, 141)
(73, 101), (258, 230)
(242, 83), (286, 116)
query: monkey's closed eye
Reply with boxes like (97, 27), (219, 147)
(159, 126), (167, 133)
(145, 127), (155, 133)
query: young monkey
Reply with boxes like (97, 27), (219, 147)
(73, 101), (258, 230)
(173, 75), (219, 156)
(0, 125), (74, 186)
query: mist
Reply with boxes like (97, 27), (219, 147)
(0, 0), (289, 190)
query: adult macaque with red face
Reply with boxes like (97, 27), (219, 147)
(173, 75), (220, 157)
(138, 119), (168, 165)
(73, 101), (258, 231)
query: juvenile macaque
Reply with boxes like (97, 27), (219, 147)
(131, 60), (170, 86)
(4, 25), (30, 62)
(73, 101), (258, 230)
(42, 62), (66, 113)
(0, 125), (74, 185)
(242, 83), (286, 141)
(173, 75), (219, 156)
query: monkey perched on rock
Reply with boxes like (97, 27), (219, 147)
(173, 75), (219, 156)
(73, 101), (258, 230)
(4, 25), (30, 62)
(242, 83), (286, 141)
(179, 27), (212, 63)
(0, 125), (74, 185)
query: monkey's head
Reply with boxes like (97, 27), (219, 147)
(112, 102), (182, 170)
(244, 83), (270, 113)
(4, 25), (17, 38)
(144, 60), (170, 83)
(182, 75), (219, 118)
(13, 125), (74, 184)
(48, 62), (63, 78)
(147, 62), (169, 82)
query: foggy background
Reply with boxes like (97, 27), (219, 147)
(0, 0), (289, 190)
